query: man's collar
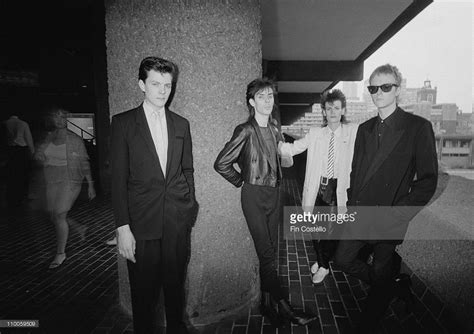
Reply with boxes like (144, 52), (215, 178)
(377, 107), (401, 128)
(143, 100), (165, 117)
(325, 124), (342, 136)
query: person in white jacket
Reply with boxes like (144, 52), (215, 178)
(279, 89), (358, 284)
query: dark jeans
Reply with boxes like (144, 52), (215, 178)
(312, 178), (338, 269)
(127, 222), (191, 334)
(6, 146), (30, 208)
(241, 183), (285, 301)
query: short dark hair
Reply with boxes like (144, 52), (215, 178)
(320, 89), (348, 126)
(138, 56), (179, 83)
(246, 78), (277, 121)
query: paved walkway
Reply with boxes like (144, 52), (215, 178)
(0, 178), (453, 333)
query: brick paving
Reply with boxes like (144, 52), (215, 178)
(0, 197), (118, 334)
(0, 177), (455, 333)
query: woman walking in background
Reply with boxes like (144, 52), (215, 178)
(33, 107), (96, 269)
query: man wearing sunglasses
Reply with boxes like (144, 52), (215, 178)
(334, 64), (438, 332)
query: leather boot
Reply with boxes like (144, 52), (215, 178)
(278, 299), (318, 326)
(260, 292), (282, 327)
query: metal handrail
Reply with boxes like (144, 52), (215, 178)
(67, 120), (96, 143)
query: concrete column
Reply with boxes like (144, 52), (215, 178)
(105, 0), (262, 326)
(92, 0), (111, 194)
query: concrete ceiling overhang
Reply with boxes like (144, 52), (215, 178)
(261, 0), (433, 103)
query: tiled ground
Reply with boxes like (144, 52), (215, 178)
(0, 197), (119, 334)
(0, 177), (455, 334)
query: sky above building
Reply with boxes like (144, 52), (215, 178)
(339, 0), (473, 113)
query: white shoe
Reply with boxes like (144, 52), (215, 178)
(312, 267), (329, 284)
(310, 262), (319, 274)
(49, 253), (66, 269)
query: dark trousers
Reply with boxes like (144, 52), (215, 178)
(334, 240), (399, 284)
(241, 183), (285, 301)
(335, 240), (401, 329)
(127, 222), (190, 334)
(312, 178), (338, 269)
(6, 146), (30, 209)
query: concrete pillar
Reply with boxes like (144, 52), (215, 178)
(91, 0), (111, 194)
(105, 0), (262, 326)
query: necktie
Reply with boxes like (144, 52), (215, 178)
(153, 111), (167, 176)
(327, 131), (335, 179)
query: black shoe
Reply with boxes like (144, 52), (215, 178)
(356, 244), (374, 264)
(395, 274), (415, 313)
(278, 299), (318, 326)
(260, 292), (282, 327)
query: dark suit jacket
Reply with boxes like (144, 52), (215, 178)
(347, 107), (438, 242)
(111, 104), (196, 240)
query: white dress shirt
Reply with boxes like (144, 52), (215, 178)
(4, 116), (35, 153)
(143, 101), (168, 176)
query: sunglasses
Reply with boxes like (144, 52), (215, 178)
(367, 83), (399, 94)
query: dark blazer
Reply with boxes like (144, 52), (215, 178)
(347, 107), (438, 242)
(214, 118), (282, 188)
(111, 104), (196, 240)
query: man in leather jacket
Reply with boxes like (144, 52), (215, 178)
(214, 78), (317, 328)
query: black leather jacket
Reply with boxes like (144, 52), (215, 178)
(214, 118), (283, 188)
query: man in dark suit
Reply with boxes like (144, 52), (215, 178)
(111, 57), (197, 334)
(334, 64), (438, 332)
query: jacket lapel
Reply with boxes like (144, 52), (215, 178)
(353, 119), (376, 192)
(135, 104), (165, 180)
(336, 125), (350, 176)
(268, 122), (281, 176)
(165, 108), (175, 181)
(364, 121), (377, 169)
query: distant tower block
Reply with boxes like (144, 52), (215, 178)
(417, 79), (437, 104)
